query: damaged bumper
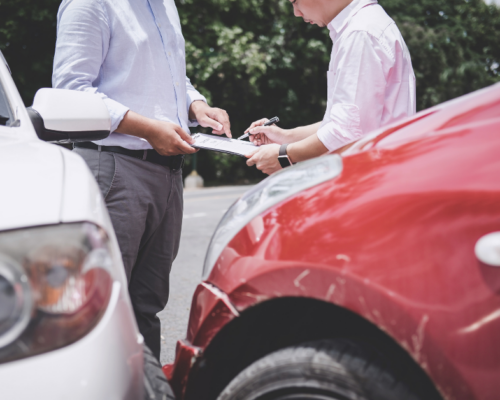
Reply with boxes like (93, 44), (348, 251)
(163, 340), (202, 398)
(164, 282), (239, 399)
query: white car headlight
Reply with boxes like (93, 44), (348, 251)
(202, 154), (343, 279)
(0, 223), (115, 364)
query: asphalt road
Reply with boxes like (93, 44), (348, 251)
(158, 185), (253, 365)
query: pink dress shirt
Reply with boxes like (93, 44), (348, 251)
(316, 0), (416, 151)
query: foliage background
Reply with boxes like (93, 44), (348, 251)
(1, 0), (499, 185)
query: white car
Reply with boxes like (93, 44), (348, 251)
(0, 51), (173, 400)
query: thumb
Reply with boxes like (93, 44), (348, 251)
(246, 150), (259, 166)
(246, 156), (256, 167)
(175, 126), (195, 144)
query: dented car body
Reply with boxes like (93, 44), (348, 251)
(167, 83), (500, 400)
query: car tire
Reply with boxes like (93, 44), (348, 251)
(217, 339), (429, 400)
(143, 344), (175, 400)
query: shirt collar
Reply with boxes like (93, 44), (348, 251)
(327, 0), (378, 37)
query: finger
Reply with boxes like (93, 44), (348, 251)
(245, 118), (269, 133)
(208, 110), (231, 138)
(200, 114), (224, 132)
(174, 125), (195, 144)
(252, 135), (264, 146)
(212, 129), (230, 136)
(249, 125), (273, 136)
(213, 109), (231, 137)
(178, 140), (197, 154)
(222, 116), (231, 138)
(246, 151), (259, 166)
(245, 118), (267, 133)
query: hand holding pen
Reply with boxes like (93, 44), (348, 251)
(240, 116), (291, 146)
(238, 116), (280, 140)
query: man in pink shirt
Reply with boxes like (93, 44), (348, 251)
(246, 0), (416, 174)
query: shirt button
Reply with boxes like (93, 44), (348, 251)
(168, 52), (171, 56)
(175, 82), (179, 86)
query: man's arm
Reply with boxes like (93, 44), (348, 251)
(53, 0), (196, 155)
(117, 111), (196, 155)
(189, 100), (232, 137)
(248, 31), (391, 174)
(287, 133), (328, 163)
(246, 133), (327, 175)
(185, 76), (232, 137)
(316, 31), (389, 151)
(244, 120), (321, 146)
(287, 122), (322, 143)
(53, 0), (128, 133)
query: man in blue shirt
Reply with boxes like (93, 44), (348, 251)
(53, 0), (231, 360)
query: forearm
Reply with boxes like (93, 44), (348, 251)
(287, 133), (328, 163)
(116, 110), (155, 141)
(116, 111), (196, 155)
(287, 122), (322, 142)
(185, 77), (207, 125)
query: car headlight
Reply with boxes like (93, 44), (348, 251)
(0, 223), (115, 364)
(202, 154), (343, 279)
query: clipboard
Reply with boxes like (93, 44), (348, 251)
(191, 133), (258, 157)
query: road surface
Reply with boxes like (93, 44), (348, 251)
(159, 185), (253, 365)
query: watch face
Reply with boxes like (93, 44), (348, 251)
(278, 155), (291, 168)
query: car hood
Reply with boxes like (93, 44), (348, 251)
(340, 82), (500, 157)
(0, 135), (111, 233)
(0, 136), (64, 231)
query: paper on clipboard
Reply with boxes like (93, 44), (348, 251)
(191, 133), (258, 157)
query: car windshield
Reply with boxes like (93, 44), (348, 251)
(0, 51), (15, 127)
(0, 80), (15, 127)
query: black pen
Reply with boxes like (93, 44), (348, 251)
(237, 116), (280, 140)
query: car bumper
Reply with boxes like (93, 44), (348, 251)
(0, 282), (144, 400)
(165, 282), (240, 399)
(163, 339), (202, 399)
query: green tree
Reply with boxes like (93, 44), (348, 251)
(1, 0), (499, 184)
(0, 0), (58, 102)
(383, 0), (500, 109)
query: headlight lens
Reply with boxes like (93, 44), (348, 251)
(202, 154), (343, 279)
(0, 257), (31, 348)
(0, 223), (115, 364)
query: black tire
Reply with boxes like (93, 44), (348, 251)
(217, 339), (431, 400)
(143, 344), (175, 400)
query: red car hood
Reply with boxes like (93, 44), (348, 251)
(340, 82), (500, 156)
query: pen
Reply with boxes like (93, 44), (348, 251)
(237, 116), (280, 140)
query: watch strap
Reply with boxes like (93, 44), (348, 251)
(278, 144), (292, 168)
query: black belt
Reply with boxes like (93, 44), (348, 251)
(74, 142), (184, 170)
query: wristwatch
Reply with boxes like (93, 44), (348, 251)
(278, 144), (293, 168)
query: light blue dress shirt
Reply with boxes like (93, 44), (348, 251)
(52, 0), (207, 150)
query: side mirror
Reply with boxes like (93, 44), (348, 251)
(27, 88), (111, 143)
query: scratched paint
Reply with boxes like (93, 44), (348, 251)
(293, 269), (310, 290)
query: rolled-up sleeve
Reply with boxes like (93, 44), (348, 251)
(185, 76), (207, 127)
(317, 31), (389, 151)
(52, 0), (129, 132)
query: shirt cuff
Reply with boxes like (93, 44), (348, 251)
(103, 97), (130, 132)
(316, 121), (362, 152)
(186, 91), (207, 128)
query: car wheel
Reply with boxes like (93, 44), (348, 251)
(217, 339), (429, 400)
(143, 344), (175, 400)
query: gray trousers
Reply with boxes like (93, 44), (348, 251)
(74, 148), (183, 360)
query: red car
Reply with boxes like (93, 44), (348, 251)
(165, 83), (500, 400)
